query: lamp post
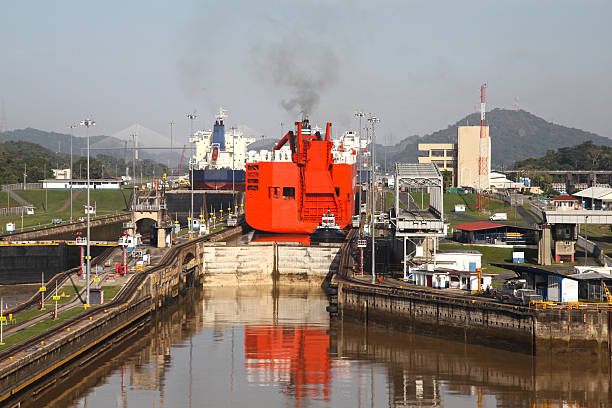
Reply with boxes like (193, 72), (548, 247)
(368, 115), (380, 284)
(80, 118), (95, 306)
(187, 113), (197, 238)
(68, 124), (77, 221)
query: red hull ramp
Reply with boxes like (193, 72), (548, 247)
(245, 119), (356, 234)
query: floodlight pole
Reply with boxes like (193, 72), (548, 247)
(80, 118), (95, 306)
(368, 115), (380, 283)
(187, 113), (197, 238)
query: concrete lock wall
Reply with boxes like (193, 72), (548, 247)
(199, 243), (342, 286)
(339, 282), (610, 355)
(201, 244), (274, 286)
(277, 244), (342, 284)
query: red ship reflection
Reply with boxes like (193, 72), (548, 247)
(244, 325), (330, 402)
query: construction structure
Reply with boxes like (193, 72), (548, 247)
(391, 163), (445, 280)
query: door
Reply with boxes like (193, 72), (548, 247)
(426, 275), (432, 287)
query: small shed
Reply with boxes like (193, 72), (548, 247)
(454, 204), (466, 213)
(550, 194), (581, 211)
(453, 221), (537, 245)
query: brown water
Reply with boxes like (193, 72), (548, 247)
(23, 287), (612, 407)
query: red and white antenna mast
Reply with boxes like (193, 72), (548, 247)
(478, 83), (489, 212)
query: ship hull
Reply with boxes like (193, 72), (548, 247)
(192, 169), (245, 191)
(245, 162), (356, 234)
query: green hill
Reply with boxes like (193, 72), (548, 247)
(385, 109), (612, 168)
(513, 141), (612, 171)
(0, 140), (168, 184)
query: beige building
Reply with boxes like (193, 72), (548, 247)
(457, 126), (490, 190)
(417, 126), (490, 189)
(417, 143), (456, 183)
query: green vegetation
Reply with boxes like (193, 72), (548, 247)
(101, 285), (122, 302)
(0, 307), (84, 349)
(0, 191), (8, 209)
(0, 189), (130, 231)
(514, 141), (612, 171)
(10, 285), (83, 323)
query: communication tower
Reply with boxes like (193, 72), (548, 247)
(477, 84), (490, 212)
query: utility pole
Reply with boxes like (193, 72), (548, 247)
(80, 118), (95, 307)
(368, 115), (380, 283)
(187, 113), (197, 238)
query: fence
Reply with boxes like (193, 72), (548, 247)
(1, 183), (42, 192)
(578, 235), (612, 267)
(0, 206), (27, 217)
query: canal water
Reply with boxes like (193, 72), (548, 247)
(26, 287), (611, 407)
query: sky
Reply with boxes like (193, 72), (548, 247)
(1, 0), (611, 146)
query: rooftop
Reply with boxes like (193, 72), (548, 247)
(551, 194), (578, 201)
(454, 221), (505, 231)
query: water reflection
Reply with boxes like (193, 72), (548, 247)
(20, 287), (612, 408)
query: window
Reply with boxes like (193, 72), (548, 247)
(335, 187), (340, 197)
(431, 150), (445, 157)
(247, 164), (259, 170)
(269, 187), (280, 198)
(247, 185), (258, 191)
(247, 179), (258, 184)
(283, 187), (295, 199)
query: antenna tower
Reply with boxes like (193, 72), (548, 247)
(477, 83), (489, 212)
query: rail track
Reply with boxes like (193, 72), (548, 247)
(0, 223), (242, 361)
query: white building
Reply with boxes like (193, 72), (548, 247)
(42, 179), (121, 189)
(52, 168), (71, 180)
(410, 250), (493, 291)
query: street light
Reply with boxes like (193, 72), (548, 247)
(68, 123), (77, 221)
(368, 115), (380, 284)
(80, 118), (95, 307)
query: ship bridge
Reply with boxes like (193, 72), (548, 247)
(391, 163), (445, 280)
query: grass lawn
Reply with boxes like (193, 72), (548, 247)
(0, 192), (9, 209)
(10, 284), (83, 324)
(0, 307), (84, 349)
(439, 243), (538, 278)
(101, 285), (122, 302)
(444, 193), (522, 227)
(0, 189), (131, 232)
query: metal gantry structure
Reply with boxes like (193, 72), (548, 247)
(392, 163), (445, 281)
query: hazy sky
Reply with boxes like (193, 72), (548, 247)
(1, 0), (611, 145)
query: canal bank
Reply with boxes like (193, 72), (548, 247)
(0, 223), (246, 405)
(334, 231), (612, 356)
(11, 286), (612, 408)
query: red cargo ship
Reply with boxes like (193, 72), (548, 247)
(245, 118), (357, 234)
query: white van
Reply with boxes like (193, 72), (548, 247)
(489, 213), (507, 221)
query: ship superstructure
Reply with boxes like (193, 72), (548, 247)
(245, 118), (358, 234)
(190, 108), (255, 190)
